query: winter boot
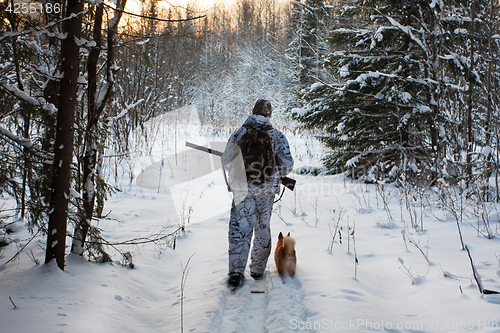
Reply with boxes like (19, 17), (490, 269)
(250, 272), (264, 280)
(227, 272), (244, 289)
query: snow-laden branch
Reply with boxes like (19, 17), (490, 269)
(95, 82), (112, 111)
(384, 16), (428, 55)
(0, 82), (57, 113)
(0, 124), (53, 160)
(108, 98), (145, 122)
(429, 0), (443, 9)
(0, 8), (89, 43)
(74, 36), (97, 48)
(1, 83), (43, 106)
(0, 125), (32, 148)
(347, 71), (397, 88)
(439, 53), (481, 84)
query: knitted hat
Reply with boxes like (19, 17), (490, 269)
(252, 99), (272, 118)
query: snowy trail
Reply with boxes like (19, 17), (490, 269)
(210, 273), (313, 333)
(265, 276), (311, 332)
(241, 288), (267, 333)
(212, 280), (268, 332)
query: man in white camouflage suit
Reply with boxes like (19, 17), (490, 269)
(222, 99), (294, 289)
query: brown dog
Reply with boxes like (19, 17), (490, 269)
(274, 232), (296, 280)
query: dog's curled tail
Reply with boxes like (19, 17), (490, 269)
(283, 236), (295, 249)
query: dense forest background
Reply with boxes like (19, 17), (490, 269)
(0, 0), (499, 269)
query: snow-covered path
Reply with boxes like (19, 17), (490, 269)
(211, 274), (310, 333)
(213, 281), (268, 332)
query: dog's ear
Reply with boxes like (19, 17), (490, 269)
(278, 232), (283, 239)
(286, 232), (291, 237)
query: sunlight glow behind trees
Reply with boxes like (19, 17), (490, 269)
(125, 0), (218, 15)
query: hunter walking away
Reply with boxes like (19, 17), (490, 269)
(222, 99), (294, 290)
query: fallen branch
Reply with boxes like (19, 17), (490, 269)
(464, 245), (500, 295)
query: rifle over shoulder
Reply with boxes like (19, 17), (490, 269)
(186, 142), (295, 191)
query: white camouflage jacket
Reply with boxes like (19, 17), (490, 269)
(222, 115), (294, 198)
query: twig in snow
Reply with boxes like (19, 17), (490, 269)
(272, 207), (288, 225)
(407, 234), (430, 263)
(401, 229), (408, 250)
(375, 182), (393, 221)
(312, 196), (321, 226)
(9, 296), (17, 308)
(398, 258), (414, 284)
(180, 253), (196, 333)
(352, 219), (359, 278)
(328, 205), (345, 252)
(5, 229), (41, 265)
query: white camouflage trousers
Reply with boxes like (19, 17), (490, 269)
(228, 188), (275, 276)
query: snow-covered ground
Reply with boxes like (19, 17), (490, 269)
(1, 106), (500, 332)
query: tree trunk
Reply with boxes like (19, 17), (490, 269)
(71, 2), (104, 256)
(466, 0), (476, 181)
(71, 0), (127, 255)
(484, 0), (495, 182)
(45, 0), (84, 270)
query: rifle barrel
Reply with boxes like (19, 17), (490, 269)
(186, 141), (223, 157)
(186, 141), (295, 191)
